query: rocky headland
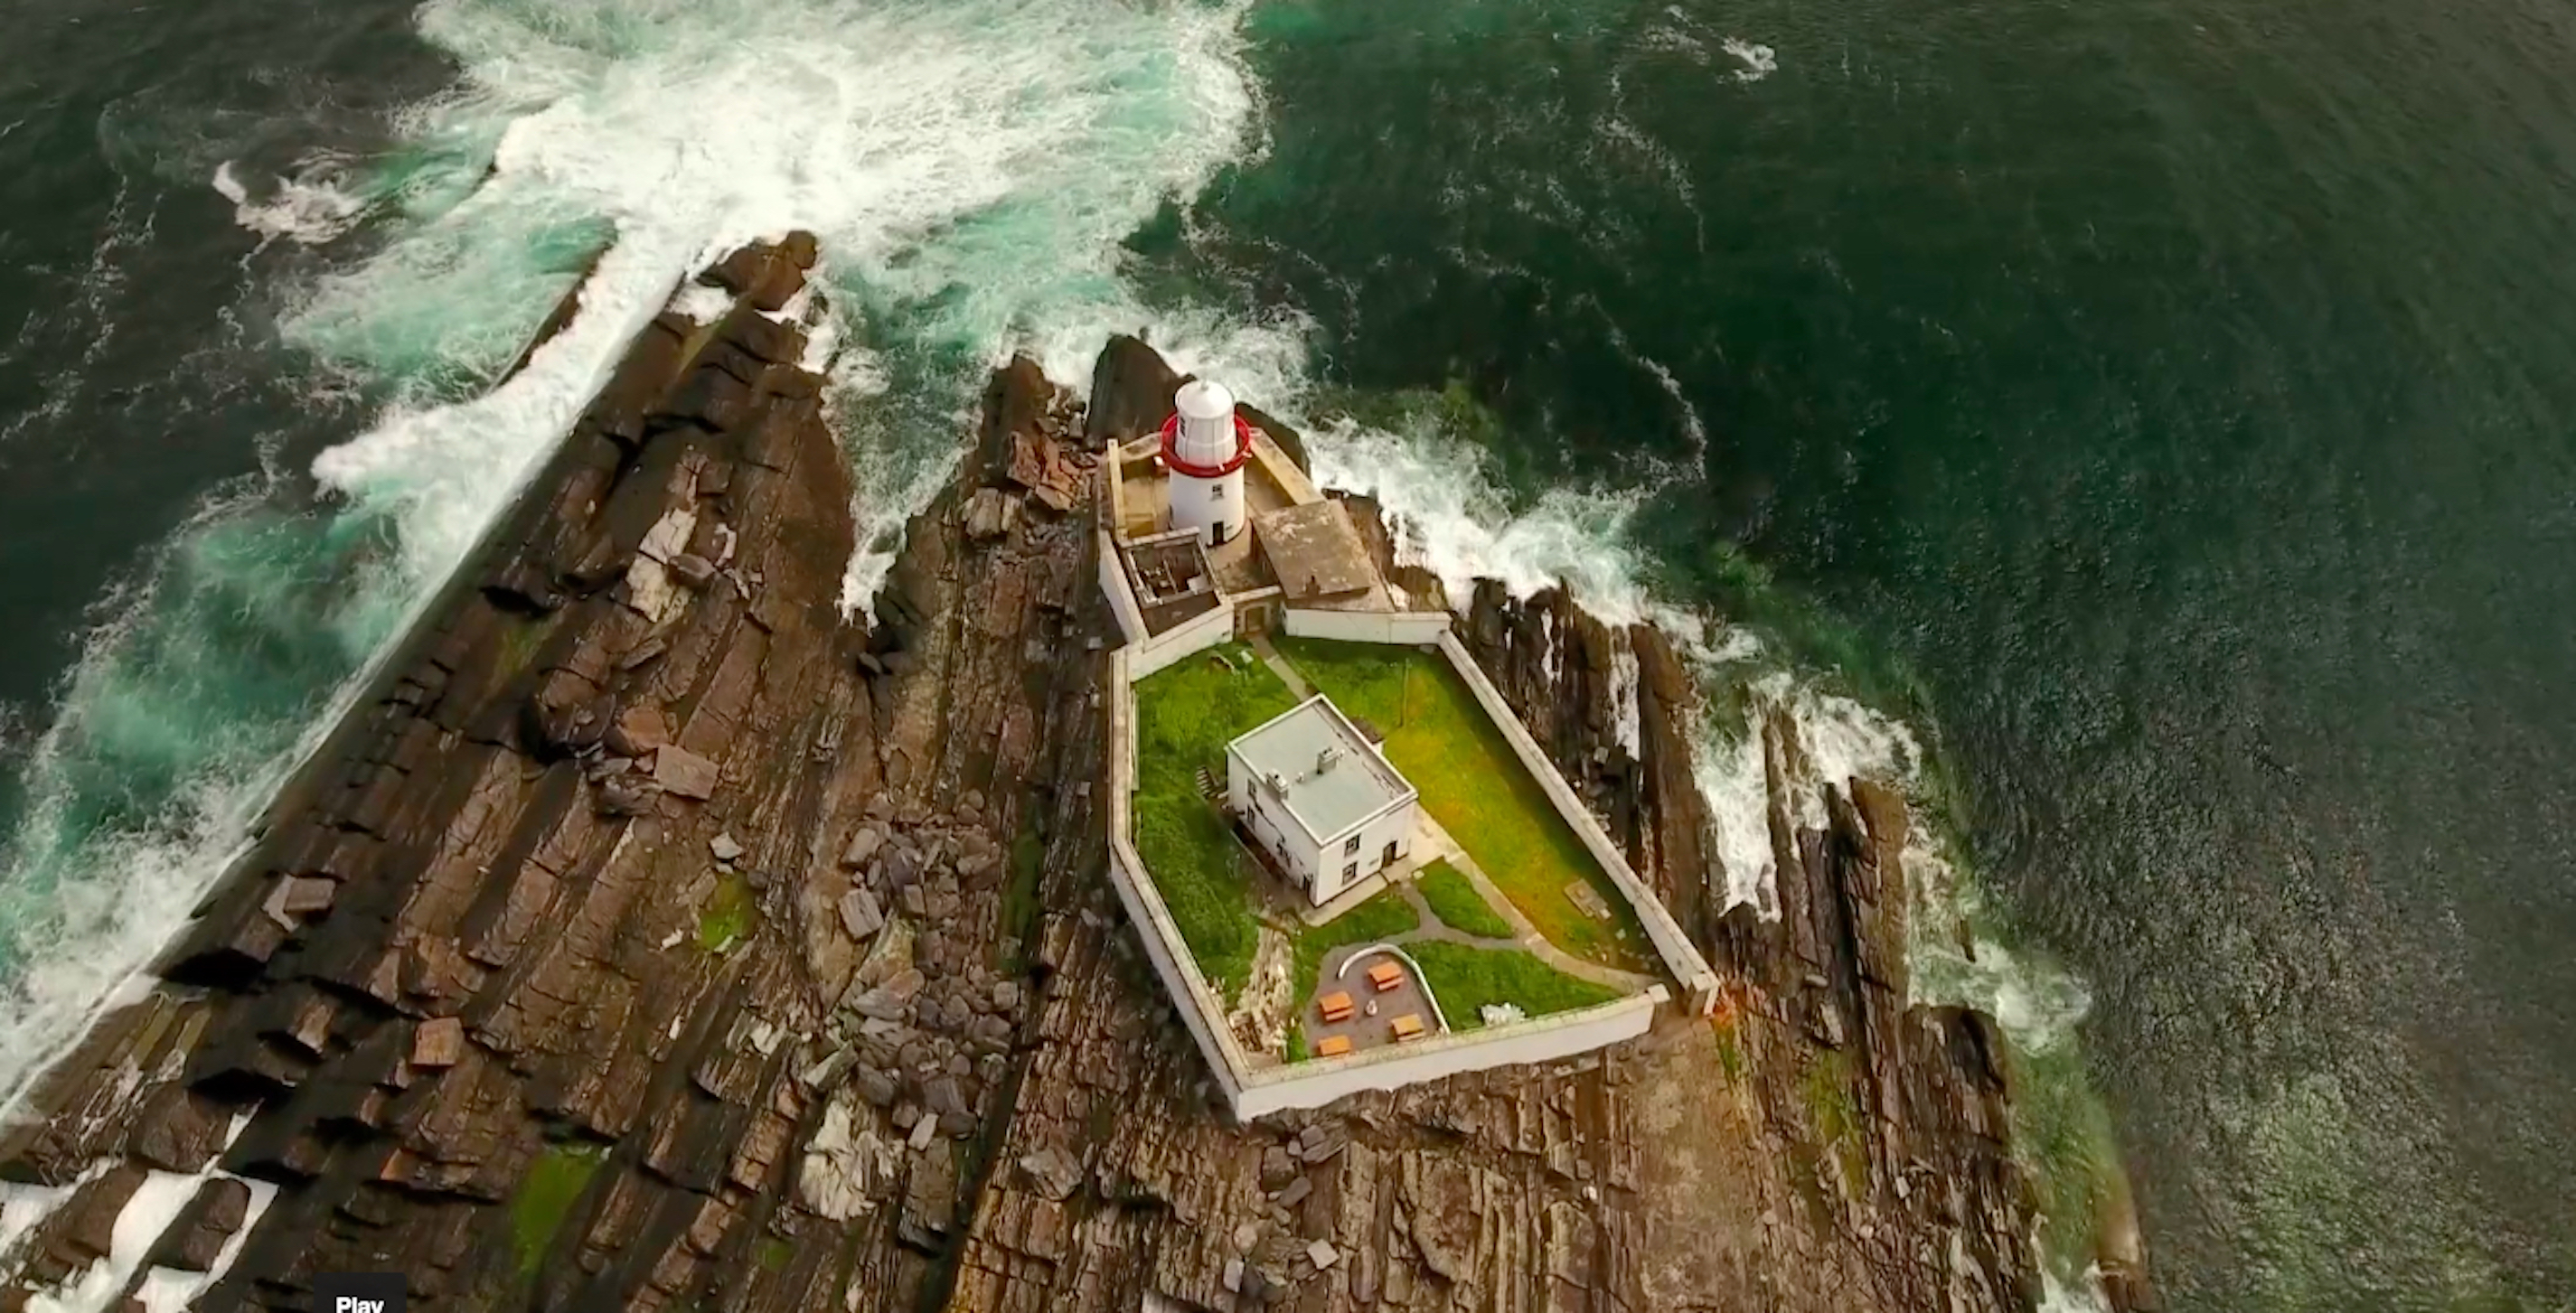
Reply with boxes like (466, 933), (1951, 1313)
(0, 238), (2129, 1312)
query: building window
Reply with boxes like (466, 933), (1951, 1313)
(1210, 482), (1226, 502)
(1341, 862), (1359, 884)
(1342, 835), (1361, 857)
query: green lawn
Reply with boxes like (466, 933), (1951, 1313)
(1289, 886), (1419, 1003)
(1130, 644), (1301, 999)
(1408, 941), (1625, 1030)
(1275, 638), (1649, 969)
(1415, 859), (1514, 939)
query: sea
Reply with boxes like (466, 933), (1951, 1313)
(0, 0), (2569, 1308)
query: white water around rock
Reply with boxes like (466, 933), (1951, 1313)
(0, 0), (1270, 1112)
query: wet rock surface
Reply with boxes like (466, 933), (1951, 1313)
(0, 258), (2079, 1311)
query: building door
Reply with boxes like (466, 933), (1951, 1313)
(1382, 840), (1398, 870)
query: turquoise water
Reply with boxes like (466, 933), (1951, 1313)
(3, 0), (2571, 1307)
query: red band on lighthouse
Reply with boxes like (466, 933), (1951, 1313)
(1159, 411), (1255, 479)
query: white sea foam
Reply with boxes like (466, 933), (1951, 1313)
(0, 0), (1270, 1106)
(212, 157), (371, 247)
(1302, 418), (1659, 621)
(1723, 38), (1779, 83)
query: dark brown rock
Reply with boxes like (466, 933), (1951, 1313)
(149, 1177), (250, 1272)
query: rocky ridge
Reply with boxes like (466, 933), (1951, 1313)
(0, 244), (2088, 1311)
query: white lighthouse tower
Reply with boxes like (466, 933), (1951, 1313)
(1161, 379), (1252, 547)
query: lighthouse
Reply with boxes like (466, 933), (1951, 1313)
(1161, 380), (1253, 547)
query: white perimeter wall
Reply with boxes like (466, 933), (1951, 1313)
(1098, 530), (1236, 680)
(1097, 530), (1151, 646)
(1283, 607), (1453, 644)
(1104, 647), (1253, 1110)
(1235, 989), (1666, 1120)
(1434, 633), (1722, 1014)
(1102, 614), (1697, 1125)
(1128, 601), (1234, 680)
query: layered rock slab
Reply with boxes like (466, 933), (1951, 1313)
(0, 270), (2058, 1313)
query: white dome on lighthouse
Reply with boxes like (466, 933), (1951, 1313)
(1172, 380), (1240, 469)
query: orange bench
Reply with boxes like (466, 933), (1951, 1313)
(1389, 1013), (1425, 1043)
(1365, 961), (1406, 993)
(1317, 991), (1355, 1024)
(1314, 1035), (1352, 1058)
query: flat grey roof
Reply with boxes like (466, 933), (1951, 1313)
(1228, 696), (1415, 842)
(1255, 501), (1378, 601)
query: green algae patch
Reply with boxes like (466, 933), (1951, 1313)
(512, 1143), (606, 1278)
(699, 872), (755, 953)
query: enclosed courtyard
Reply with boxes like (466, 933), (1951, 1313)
(1127, 640), (1661, 1064)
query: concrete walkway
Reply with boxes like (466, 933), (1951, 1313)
(1426, 846), (1660, 994)
(1302, 820), (1659, 1026)
(1247, 633), (1313, 699)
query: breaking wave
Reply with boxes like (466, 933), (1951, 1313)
(1223, 393), (2111, 1299)
(0, 0), (1271, 1111)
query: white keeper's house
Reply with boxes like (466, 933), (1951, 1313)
(1226, 696), (1419, 905)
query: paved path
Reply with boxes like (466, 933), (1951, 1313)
(1301, 827), (1659, 1034)
(1247, 633), (1313, 699)
(1430, 848), (1660, 994)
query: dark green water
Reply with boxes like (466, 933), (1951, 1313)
(1161, 0), (2576, 1306)
(1, 0), (2571, 1307)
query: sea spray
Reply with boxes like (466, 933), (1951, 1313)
(0, 0), (1275, 1108)
(1240, 382), (2125, 1302)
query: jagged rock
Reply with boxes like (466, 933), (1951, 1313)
(839, 887), (885, 942)
(653, 745), (719, 799)
(411, 1017), (465, 1068)
(924, 1076), (969, 1121)
(801, 1099), (877, 1222)
(851, 989), (910, 1023)
(129, 1085), (228, 1173)
(1018, 1146), (1082, 1202)
(1306, 1239), (1339, 1271)
(801, 1048), (854, 1091)
(1259, 1145), (1296, 1190)
(0, 296), (2061, 1313)
(147, 1177), (249, 1273)
(841, 826), (885, 868)
(856, 1067), (898, 1108)
(884, 847), (920, 888)
(60, 1162), (147, 1260)
(596, 779), (653, 817)
(670, 552), (718, 589)
(607, 704), (668, 756)
(964, 488), (1016, 541)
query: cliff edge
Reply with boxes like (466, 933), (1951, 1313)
(0, 240), (2081, 1313)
